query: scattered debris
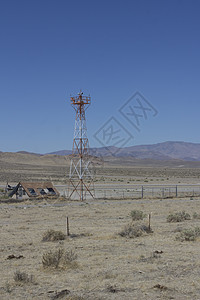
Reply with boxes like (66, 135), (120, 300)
(153, 250), (163, 255)
(153, 284), (168, 290)
(68, 233), (92, 238)
(106, 285), (125, 293)
(7, 254), (24, 260)
(48, 289), (70, 299)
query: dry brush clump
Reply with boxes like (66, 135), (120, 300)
(42, 229), (66, 242)
(106, 284), (125, 293)
(119, 223), (152, 238)
(193, 212), (200, 219)
(48, 289), (85, 300)
(119, 208), (152, 238)
(167, 211), (191, 222)
(42, 248), (77, 269)
(130, 210), (146, 221)
(176, 227), (200, 241)
(0, 193), (10, 200)
(4, 282), (12, 293)
(14, 270), (35, 284)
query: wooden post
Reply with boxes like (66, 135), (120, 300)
(66, 216), (70, 236)
(175, 185), (178, 197)
(141, 186), (144, 199)
(148, 213), (151, 231)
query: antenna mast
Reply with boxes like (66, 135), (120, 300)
(68, 91), (95, 201)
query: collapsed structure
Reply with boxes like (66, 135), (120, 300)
(8, 182), (59, 199)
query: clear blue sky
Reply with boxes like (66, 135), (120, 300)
(0, 0), (200, 153)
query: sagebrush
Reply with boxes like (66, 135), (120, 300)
(14, 270), (34, 284)
(42, 248), (77, 269)
(130, 210), (146, 221)
(176, 227), (200, 241)
(42, 229), (66, 242)
(119, 223), (152, 238)
(193, 212), (200, 219)
(167, 211), (191, 222)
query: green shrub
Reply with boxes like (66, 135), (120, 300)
(130, 210), (146, 221)
(167, 211), (191, 223)
(42, 229), (66, 242)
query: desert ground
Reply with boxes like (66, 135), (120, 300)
(1, 153), (200, 299)
(1, 152), (200, 186)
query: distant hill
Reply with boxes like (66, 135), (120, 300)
(114, 141), (200, 161)
(47, 150), (72, 156)
(17, 151), (42, 156)
(47, 141), (200, 161)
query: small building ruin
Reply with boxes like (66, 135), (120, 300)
(8, 182), (59, 199)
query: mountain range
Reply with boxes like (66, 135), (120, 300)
(47, 141), (200, 161)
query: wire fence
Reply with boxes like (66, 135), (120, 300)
(57, 184), (200, 200)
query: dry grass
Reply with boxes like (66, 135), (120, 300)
(1, 154), (200, 299)
(1, 190), (200, 299)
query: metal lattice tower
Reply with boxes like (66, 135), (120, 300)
(68, 91), (95, 201)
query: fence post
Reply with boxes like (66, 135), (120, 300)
(175, 185), (178, 197)
(162, 188), (164, 198)
(66, 216), (70, 236)
(148, 213), (151, 231)
(141, 186), (144, 199)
